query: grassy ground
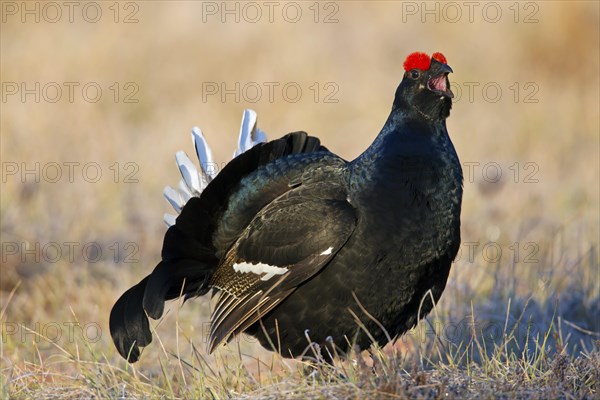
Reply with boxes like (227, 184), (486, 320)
(1, 1), (599, 399)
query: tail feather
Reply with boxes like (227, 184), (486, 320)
(110, 224), (216, 362)
(192, 126), (216, 181)
(234, 109), (259, 157)
(175, 151), (202, 196)
(163, 213), (176, 227)
(142, 259), (212, 319)
(253, 128), (267, 144)
(163, 186), (184, 213)
(109, 276), (152, 362)
(143, 220), (218, 318)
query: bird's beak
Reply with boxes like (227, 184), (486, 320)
(427, 62), (454, 98)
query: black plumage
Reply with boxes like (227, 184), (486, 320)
(110, 53), (463, 363)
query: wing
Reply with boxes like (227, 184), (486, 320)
(207, 175), (357, 352)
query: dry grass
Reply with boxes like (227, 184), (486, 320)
(1, 1), (599, 399)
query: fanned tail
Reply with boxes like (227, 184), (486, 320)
(163, 109), (267, 226)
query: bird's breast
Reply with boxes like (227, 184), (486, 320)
(349, 148), (462, 268)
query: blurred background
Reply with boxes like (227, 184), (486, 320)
(1, 0), (598, 388)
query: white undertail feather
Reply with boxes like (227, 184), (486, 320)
(175, 151), (202, 196)
(163, 186), (184, 213)
(163, 213), (176, 227)
(234, 109), (257, 157)
(192, 127), (216, 182)
(178, 180), (193, 202)
(163, 109), (268, 226)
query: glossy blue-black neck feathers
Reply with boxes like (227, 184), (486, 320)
(351, 57), (455, 174)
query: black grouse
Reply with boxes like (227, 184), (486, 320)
(110, 51), (463, 363)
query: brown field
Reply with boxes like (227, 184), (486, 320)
(1, 1), (599, 398)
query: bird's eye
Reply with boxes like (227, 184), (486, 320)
(410, 70), (421, 79)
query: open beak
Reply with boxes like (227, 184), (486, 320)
(427, 63), (454, 98)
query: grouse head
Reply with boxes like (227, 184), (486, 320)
(394, 51), (454, 121)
